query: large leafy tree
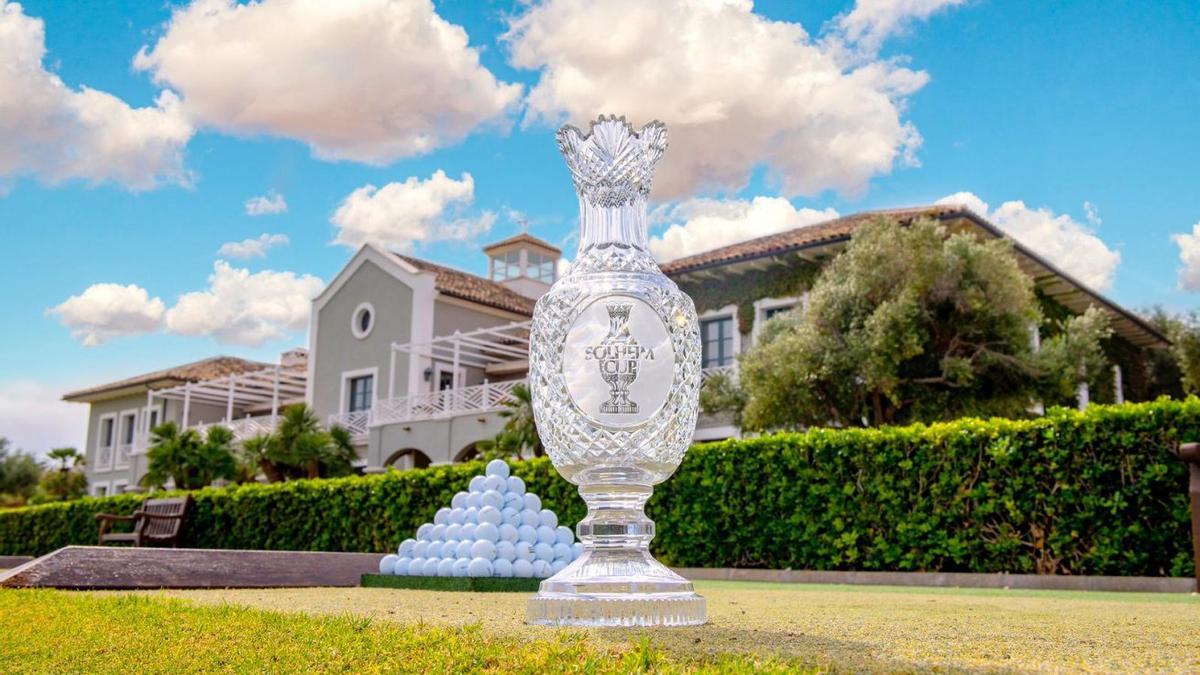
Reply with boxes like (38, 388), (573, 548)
(239, 404), (357, 482)
(728, 217), (1112, 429)
(32, 447), (87, 503)
(0, 438), (42, 506)
(141, 422), (236, 490)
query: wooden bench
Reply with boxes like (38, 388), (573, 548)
(96, 496), (192, 547)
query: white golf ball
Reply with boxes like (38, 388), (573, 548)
(532, 560), (552, 578)
(506, 475), (525, 495)
(434, 507), (452, 525)
(496, 540), (516, 561)
(554, 526), (574, 546)
(504, 492), (524, 509)
(538, 509), (557, 529)
(460, 523), (476, 541)
(498, 523), (518, 543)
(466, 492), (482, 509)
(408, 557), (425, 576)
(514, 542), (534, 562)
(481, 490), (504, 510)
(492, 558), (514, 577)
(501, 507), (520, 525)
(445, 523), (462, 541)
(449, 507), (466, 525)
(484, 475), (506, 493)
(517, 525), (537, 544)
(416, 523), (434, 541)
(471, 539), (497, 561)
(437, 558), (456, 577)
(452, 558), (470, 577)
(475, 522), (500, 543)
(455, 540), (473, 560)
(523, 493), (541, 512)
(551, 559), (568, 574)
(451, 491), (469, 509)
(397, 539), (416, 557)
(536, 525), (556, 545)
(394, 557), (412, 575)
(379, 554), (398, 575)
(572, 542), (583, 560)
(469, 475), (486, 493)
(533, 542), (555, 562)
(519, 510), (540, 528)
(512, 559), (533, 578)
(478, 505), (503, 526)
(426, 541), (443, 559)
(485, 458), (510, 478)
(431, 524), (448, 541)
(464, 507), (479, 524)
(412, 541), (429, 559)
(467, 557), (493, 577)
(552, 542), (572, 561)
(422, 558), (440, 576)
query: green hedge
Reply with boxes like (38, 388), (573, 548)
(2, 399), (1196, 577)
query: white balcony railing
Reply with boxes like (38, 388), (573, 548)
(95, 444), (114, 471)
(329, 410), (372, 438)
(115, 442), (132, 468)
(330, 380), (524, 432)
(700, 364), (738, 387)
(193, 416), (279, 442)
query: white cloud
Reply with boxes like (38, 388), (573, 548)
(936, 192), (1121, 291)
(649, 196), (839, 261)
(0, 380), (87, 457)
(48, 283), (165, 347)
(217, 233), (290, 259)
(331, 170), (495, 250)
(0, 1), (193, 190)
(164, 261), (324, 346)
(134, 0), (521, 165)
(245, 191), (287, 216)
(833, 0), (966, 56)
(1084, 201), (1101, 226)
(1171, 222), (1200, 291)
(505, 0), (930, 199)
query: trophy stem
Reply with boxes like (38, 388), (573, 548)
(526, 482), (706, 627)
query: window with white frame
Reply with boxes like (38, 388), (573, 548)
(117, 412), (136, 468)
(700, 316), (736, 368)
(93, 482), (109, 497)
(96, 415), (115, 469)
(493, 250), (522, 281)
(528, 251), (555, 282)
(351, 302), (375, 339)
(347, 375), (374, 413)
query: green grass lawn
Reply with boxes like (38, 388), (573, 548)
(2, 581), (1198, 673)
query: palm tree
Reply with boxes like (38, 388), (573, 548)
(237, 434), (283, 483)
(47, 447), (82, 472)
(256, 404), (359, 480)
(480, 383), (543, 460)
(141, 422), (236, 490)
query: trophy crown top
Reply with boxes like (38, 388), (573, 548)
(557, 115), (667, 208)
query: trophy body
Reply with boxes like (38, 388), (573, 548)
(526, 116), (706, 627)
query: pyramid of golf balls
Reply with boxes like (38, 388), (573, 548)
(378, 459), (582, 579)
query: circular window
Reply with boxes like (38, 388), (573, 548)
(351, 302), (375, 339)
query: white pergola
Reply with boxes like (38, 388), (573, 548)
(388, 320), (531, 397)
(152, 365), (308, 429)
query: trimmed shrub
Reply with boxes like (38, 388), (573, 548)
(1, 399), (1195, 577)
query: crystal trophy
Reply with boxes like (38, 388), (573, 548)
(526, 116), (706, 626)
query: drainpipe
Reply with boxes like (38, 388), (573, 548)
(1177, 442), (1200, 592)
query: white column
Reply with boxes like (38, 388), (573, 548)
(271, 365), (281, 425)
(1113, 365), (1124, 404)
(182, 383), (192, 427)
(225, 379), (235, 423)
(388, 348), (397, 399)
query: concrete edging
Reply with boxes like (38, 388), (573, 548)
(674, 567), (1197, 593)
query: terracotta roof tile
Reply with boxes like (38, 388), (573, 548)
(63, 356), (274, 402)
(482, 233), (562, 256)
(394, 254), (536, 316)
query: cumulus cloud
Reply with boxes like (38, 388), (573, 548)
(244, 191), (287, 216)
(217, 233), (290, 259)
(134, 0), (521, 165)
(0, 1), (193, 190)
(505, 0), (932, 199)
(0, 380), (87, 457)
(649, 197), (839, 261)
(48, 283), (165, 347)
(331, 170), (495, 250)
(833, 0), (966, 56)
(936, 191), (1121, 291)
(164, 261), (324, 346)
(1171, 222), (1200, 291)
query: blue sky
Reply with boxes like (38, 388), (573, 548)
(1, 0), (1198, 453)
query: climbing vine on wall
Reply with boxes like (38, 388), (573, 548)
(675, 257), (821, 334)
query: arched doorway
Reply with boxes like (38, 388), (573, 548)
(385, 448), (432, 471)
(453, 442), (481, 463)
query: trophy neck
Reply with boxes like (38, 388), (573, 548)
(577, 197), (649, 255)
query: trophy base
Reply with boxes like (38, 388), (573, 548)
(526, 548), (706, 627)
